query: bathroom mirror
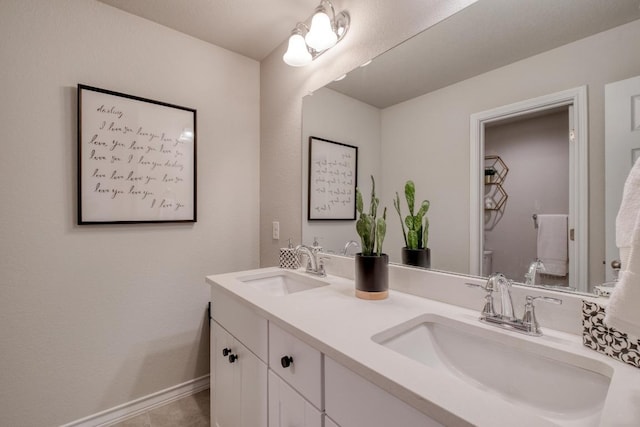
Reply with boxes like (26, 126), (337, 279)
(302, 0), (640, 294)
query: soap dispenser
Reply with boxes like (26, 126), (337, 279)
(279, 238), (300, 269)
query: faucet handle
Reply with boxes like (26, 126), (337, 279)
(521, 295), (562, 335)
(466, 283), (496, 318)
(527, 295), (562, 305)
(317, 256), (329, 276)
(466, 282), (492, 292)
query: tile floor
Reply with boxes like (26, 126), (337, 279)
(110, 388), (210, 427)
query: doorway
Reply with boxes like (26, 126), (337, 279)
(469, 87), (589, 292)
(484, 108), (570, 285)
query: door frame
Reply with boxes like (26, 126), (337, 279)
(469, 86), (588, 291)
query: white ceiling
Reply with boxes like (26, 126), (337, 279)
(97, 0), (640, 108)
(97, 0), (320, 61)
(328, 0), (640, 108)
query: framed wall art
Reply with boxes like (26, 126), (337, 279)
(77, 84), (196, 224)
(308, 136), (358, 220)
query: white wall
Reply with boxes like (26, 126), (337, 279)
(484, 111), (569, 281)
(260, 0), (478, 267)
(380, 19), (640, 285)
(0, 1), (260, 426)
(302, 88), (381, 253)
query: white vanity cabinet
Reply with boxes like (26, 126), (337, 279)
(210, 287), (269, 427)
(211, 322), (267, 427)
(268, 322), (323, 427)
(268, 370), (322, 427)
(325, 357), (444, 427)
(210, 278), (441, 427)
(268, 322), (323, 408)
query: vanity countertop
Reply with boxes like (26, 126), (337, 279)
(206, 267), (640, 427)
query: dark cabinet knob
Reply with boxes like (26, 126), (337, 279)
(228, 354), (238, 363)
(222, 347), (231, 357)
(281, 355), (294, 368)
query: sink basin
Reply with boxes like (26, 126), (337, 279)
(372, 314), (613, 426)
(238, 270), (328, 296)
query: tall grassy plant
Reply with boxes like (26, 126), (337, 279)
(393, 180), (430, 250)
(356, 176), (387, 256)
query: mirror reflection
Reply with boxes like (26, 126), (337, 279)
(302, 0), (640, 294)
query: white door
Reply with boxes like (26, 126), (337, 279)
(212, 323), (239, 427)
(268, 370), (322, 427)
(567, 105), (576, 284)
(212, 322), (268, 427)
(238, 343), (268, 427)
(605, 76), (640, 281)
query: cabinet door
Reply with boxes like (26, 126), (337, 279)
(268, 370), (322, 427)
(212, 322), (267, 427)
(212, 323), (239, 427)
(238, 341), (268, 427)
(325, 357), (444, 427)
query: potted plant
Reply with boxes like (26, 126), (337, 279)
(393, 180), (431, 268)
(354, 176), (388, 300)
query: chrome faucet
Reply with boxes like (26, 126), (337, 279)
(490, 272), (515, 320)
(342, 240), (359, 256)
(524, 259), (546, 287)
(467, 273), (562, 336)
(295, 245), (326, 277)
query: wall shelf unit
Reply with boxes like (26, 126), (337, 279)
(484, 155), (508, 211)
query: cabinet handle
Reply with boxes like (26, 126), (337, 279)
(228, 353), (239, 363)
(280, 355), (294, 368)
(222, 347), (232, 357)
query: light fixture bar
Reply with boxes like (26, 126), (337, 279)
(282, 0), (350, 67)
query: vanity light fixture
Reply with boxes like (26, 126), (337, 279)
(283, 26), (313, 67)
(282, 0), (350, 67)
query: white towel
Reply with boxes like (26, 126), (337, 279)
(606, 209), (640, 339)
(536, 214), (568, 276)
(616, 158), (640, 269)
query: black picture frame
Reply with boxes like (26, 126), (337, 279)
(308, 136), (358, 220)
(77, 84), (196, 224)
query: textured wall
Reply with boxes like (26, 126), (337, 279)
(0, 1), (260, 425)
(260, 0), (477, 267)
(302, 88), (381, 253)
(378, 19), (640, 287)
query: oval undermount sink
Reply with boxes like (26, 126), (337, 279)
(237, 270), (328, 296)
(372, 314), (613, 426)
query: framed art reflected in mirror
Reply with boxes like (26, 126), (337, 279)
(308, 136), (357, 220)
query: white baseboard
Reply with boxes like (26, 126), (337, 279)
(61, 375), (210, 427)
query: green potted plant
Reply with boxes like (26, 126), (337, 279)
(355, 176), (388, 300)
(393, 180), (431, 268)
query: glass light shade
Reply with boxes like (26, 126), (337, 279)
(283, 33), (312, 67)
(305, 11), (337, 51)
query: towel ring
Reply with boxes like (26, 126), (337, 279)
(532, 213), (538, 229)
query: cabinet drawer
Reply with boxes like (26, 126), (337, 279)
(268, 370), (322, 427)
(325, 357), (443, 427)
(268, 322), (322, 409)
(211, 286), (268, 362)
